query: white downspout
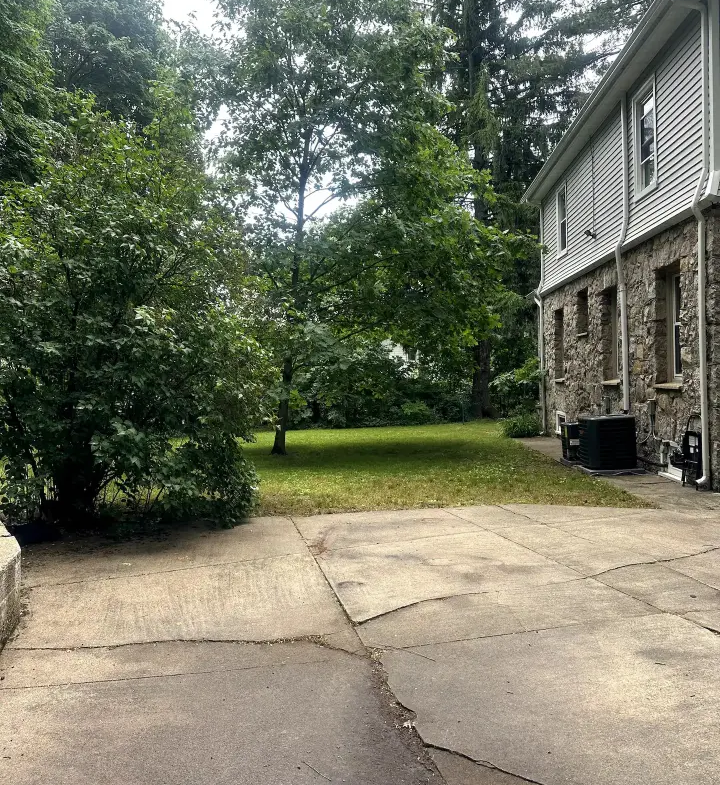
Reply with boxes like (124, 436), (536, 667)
(535, 203), (547, 434)
(678, 0), (711, 487)
(616, 94), (632, 413)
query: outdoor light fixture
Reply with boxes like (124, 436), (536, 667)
(584, 229), (597, 239)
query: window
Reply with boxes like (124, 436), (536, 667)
(576, 288), (589, 336)
(553, 308), (565, 380)
(670, 273), (682, 379)
(557, 184), (568, 253)
(653, 266), (680, 384)
(635, 82), (657, 194)
(601, 287), (619, 380)
(555, 411), (566, 436)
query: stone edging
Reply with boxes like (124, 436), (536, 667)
(0, 524), (21, 648)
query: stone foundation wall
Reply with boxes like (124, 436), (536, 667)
(0, 525), (21, 648)
(541, 209), (720, 489)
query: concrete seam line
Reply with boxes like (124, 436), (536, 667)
(308, 526), (490, 555)
(586, 545), (720, 580)
(288, 515), (366, 637)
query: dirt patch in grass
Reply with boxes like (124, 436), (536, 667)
(244, 421), (651, 516)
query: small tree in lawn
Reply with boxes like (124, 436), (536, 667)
(0, 89), (269, 529)
(215, 0), (533, 455)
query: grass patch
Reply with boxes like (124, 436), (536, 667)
(245, 421), (650, 516)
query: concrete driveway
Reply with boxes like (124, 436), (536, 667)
(3, 504), (720, 784)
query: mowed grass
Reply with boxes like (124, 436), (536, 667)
(244, 421), (650, 516)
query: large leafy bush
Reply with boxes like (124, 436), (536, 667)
(0, 91), (268, 529)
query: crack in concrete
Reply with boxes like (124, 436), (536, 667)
(22, 549), (308, 590)
(425, 744), (549, 785)
(587, 546), (720, 581)
(0, 654), (336, 691)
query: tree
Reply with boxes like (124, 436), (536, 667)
(432, 0), (654, 413)
(47, 0), (168, 127)
(213, 0), (532, 454)
(0, 90), (269, 528)
(0, 0), (54, 183)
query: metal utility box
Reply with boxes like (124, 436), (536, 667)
(578, 415), (637, 471)
(560, 421), (580, 463)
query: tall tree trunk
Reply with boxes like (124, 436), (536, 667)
(470, 339), (491, 419)
(271, 358), (293, 455)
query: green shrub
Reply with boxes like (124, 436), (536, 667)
(0, 93), (268, 530)
(499, 412), (542, 438)
(490, 357), (542, 417)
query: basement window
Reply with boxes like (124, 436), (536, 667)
(601, 287), (619, 381)
(553, 308), (565, 380)
(669, 273), (682, 379)
(576, 288), (589, 336)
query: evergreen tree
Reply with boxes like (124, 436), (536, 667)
(433, 0), (654, 415)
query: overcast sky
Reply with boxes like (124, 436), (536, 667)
(163, 0), (217, 35)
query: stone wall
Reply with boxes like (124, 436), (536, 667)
(541, 208), (720, 489)
(0, 525), (21, 648)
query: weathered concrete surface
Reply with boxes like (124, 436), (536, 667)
(383, 614), (720, 785)
(0, 524), (21, 647)
(358, 578), (656, 649)
(22, 516), (305, 588)
(12, 518), (347, 649)
(14, 552), (347, 648)
(316, 529), (580, 623)
(430, 750), (529, 785)
(0, 641), (439, 785)
(7, 503), (720, 785)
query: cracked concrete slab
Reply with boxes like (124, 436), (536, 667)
(382, 614), (720, 785)
(667, 548), (720, 590)
(316, 530), (580, 623)
(548, 512), (720, 560)
(0, 641), (439, 785)
(440, 506), (528, 530)
(597, 562), (720, 614)
(358, 579), (656, 649)
(22, 517), (304, 588)
(294, 508), (481, 553)
(430, 750), (530, 785)
(489, 523), (655, 576)
(11, 552), (348, 649)
(497, 505), (642, 524)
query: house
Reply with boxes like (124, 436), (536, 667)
(524, 0), (720, 489)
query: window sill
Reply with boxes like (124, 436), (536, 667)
(654, 382), (683, 392)
(634, 180), (658, 203)
(554, 377), (566, 384)
(602, 379), (621, 387)
(576, 331), (588, 338)
(557, 248), (568, 259)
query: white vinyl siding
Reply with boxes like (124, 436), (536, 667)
(542, 110), (624, 291)
(626, 17), (703, 243)
(540, 13), (703, 293)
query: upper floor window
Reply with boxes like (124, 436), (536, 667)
(635, 82), (657, 195)
(557, 184), (568, 254)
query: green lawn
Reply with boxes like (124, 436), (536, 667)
(244, 421), (650, 516)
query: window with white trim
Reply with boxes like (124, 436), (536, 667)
(634, 82), (657, 194)
(670, 273), (682, 379)
(557, 184), (568, 253)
